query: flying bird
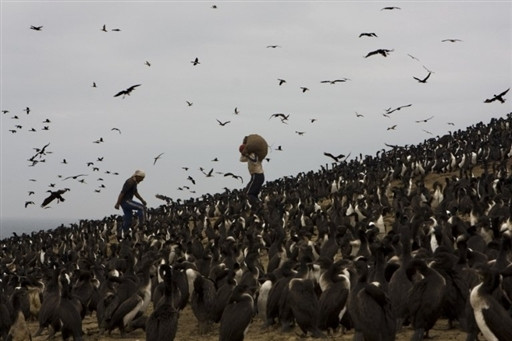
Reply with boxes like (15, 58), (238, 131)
(365, 49), (393, 58)
(355, 112), (364, 118)
(111, 28), (121, 32)
(101, 24), (107, 32)
(413, 72), (432, 83)
(381, 6), (401, 10)
(153, 152), (164, 165)
(30, 25), (43, 31)
(111, 127), (121, 134)
(442, 39), (462, 43)
(320, 79), (349, 84)
(323, 152), (345, 162)
(407, 54), (420, 61)
(295, 131), (305, 136)
(387, 124), (397, 130)
(25, 201), (35, 208)
(186, 101), (193, 106)
(191, 57), (200, 65)
(234, 107), (239, 115)
(145, 60), (151, 67)
(359, 32), (378, 38)
(422, 129), (433, 135)
(266, 45), (281, 48)
(415, 115), (434, 123)
(300, 87), (310, 93)
(114, 84), (141, 98)
(201, 168), (214, 177)
(41, 188), (70, 208)
(216, 119), (231, 126)
(386, 104), (412, 114)
(277, 79), (286, 86)
(187, 176), (196, 185)
(63, 174), (87, 181)
(224, 172), (243, 183)
(269, 113), (289, 123)
(484, 88), (509, 103)
(92, 82), (97, 88)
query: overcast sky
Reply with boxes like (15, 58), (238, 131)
(1, 1), (511, 233)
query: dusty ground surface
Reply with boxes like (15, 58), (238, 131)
(26, 306), (474, 341)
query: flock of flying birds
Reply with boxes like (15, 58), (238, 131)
(4, 4), (510, 211)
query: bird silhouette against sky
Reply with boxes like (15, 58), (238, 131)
(484, 88), (509, 103)
(114, 84), (141, 98)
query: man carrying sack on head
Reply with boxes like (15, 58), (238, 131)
(239, 134), (267, 205)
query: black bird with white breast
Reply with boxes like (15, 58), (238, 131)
(470, 263), (512, 341)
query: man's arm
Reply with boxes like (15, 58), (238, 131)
(135, 191), (146, 206)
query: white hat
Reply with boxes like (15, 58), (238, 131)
(133, 169), (146, 178)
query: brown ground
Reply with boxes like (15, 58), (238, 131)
(27, 306), (472, 341)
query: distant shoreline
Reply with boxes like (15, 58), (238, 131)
(0, 217), (80, 239)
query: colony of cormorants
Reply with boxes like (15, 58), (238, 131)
(1, 113), (512, 341)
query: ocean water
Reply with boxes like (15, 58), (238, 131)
(0, 217), (80, 240)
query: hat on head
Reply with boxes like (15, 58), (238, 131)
(133, 169), (146, 178)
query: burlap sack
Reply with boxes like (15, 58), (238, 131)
(242, 134), (268, 160)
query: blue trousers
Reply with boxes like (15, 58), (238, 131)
(120, 199), (145, 232)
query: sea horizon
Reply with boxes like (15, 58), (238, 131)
(0, 216), (82, 240)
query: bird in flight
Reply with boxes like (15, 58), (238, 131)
(295, 131), (305, 136)
(201, 168), (214, 177)
(323, 152), (345, 162)
(381, 6), (400, 10)
(145, 61), (151, 67)
(300, 87), (310, 93)
(111, 127), (121, 134)
(186, 101), (193, 106)
(359, 32), (378, 38)
(63, 174), (87, 181)
(413, 72), (432, 83)
(266, 45), (281, 48)
(320, 79), (349, 84)
(442, 39), (462, 43)
(422, 129), (433, 135)
(114, 84), (141, 98)
(355, 112), (364, 118)
(387, 125), (397, 130)
(216, 119), (231, 126)
(234, 107), (239, 115)
(269, 113), (290, 123)
(101, 25), (107, 32)
(224, 172), (243, 183)
(153, 152), (164, 165)
(277, 79), (286, 86)
(191, 57), (200, 66)
(415, 116), (434, 123)
(92, 82), (97, 88)
(25, 201), (35, 208)
(187, 176), (196, 185)
(365, 49), (393, 58)
(484, 88), (509, 103)
(30, 25), (43, 31)
(41, 188), (70, 208)
(386, 104), (412, 114)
